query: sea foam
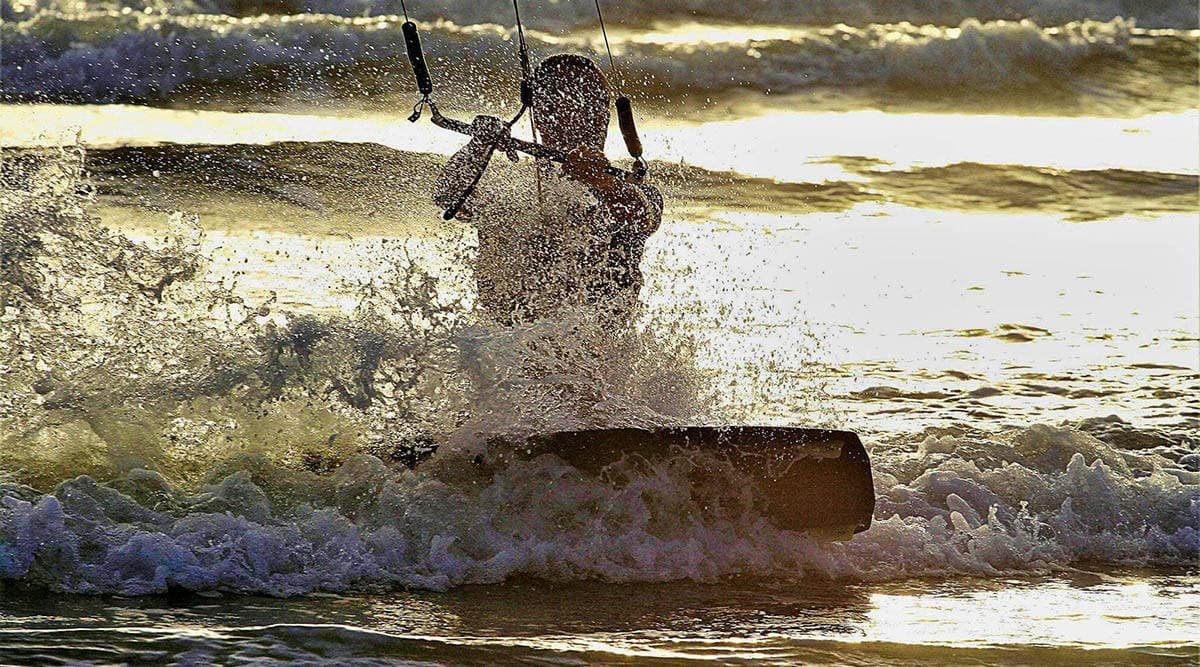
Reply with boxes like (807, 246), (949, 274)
(1, 11), (1148, 103)
(5, 0), (1197, 29)
(0, 422), (1196, 595)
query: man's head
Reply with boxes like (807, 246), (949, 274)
(532, 54), (610, 152)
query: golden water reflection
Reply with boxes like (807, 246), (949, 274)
(5, 104), (1197, 179)
(863, 577), (1199, 649)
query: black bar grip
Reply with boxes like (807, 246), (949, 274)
(403, 21), (433, 96)
(442, 141), (498, 220)
(615, 96), (642, 159)
(430, 109), (645, 184)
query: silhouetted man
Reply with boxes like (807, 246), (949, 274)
(434, 54), (661, 328)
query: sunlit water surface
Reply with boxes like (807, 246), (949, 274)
(0, 574), (1195, 664)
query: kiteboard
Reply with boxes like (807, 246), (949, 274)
(452, 426), (875, 541)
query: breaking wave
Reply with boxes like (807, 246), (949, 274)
(1, 148), (1197, 596)
(1, 422), (1195, 595)
(3, 10), (1190, 112)
(4, 0), (1197, 29)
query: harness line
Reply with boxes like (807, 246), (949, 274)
(510, 0), (534, 125)
(593, 0), (618, 84)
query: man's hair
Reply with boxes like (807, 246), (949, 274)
(532, 54), (611, 149)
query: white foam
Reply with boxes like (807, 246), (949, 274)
(6, 0), (1196, 29)
(1, 423), (1195, 595)
(0, 12), (1159, 105)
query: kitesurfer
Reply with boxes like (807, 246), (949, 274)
(433, 54), (662, 328)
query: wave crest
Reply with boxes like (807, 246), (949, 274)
(5, 0), (1197, 29)
(1, 422), (1196, 595)
(0, 12), (1156, 105)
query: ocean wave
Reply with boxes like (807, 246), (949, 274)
(848, 162), (1200, 222)
(0, 421), (1196, 595)
(2, 11), (1183, 108)
(664, 159), (1200, 221)
(4, 0), (1197, 30)
(69, 142), (1200, 223)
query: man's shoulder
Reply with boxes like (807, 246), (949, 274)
(637, 182), (663, 216)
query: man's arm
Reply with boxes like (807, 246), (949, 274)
(562, 144), (661, 237)
(432, 116), (511, 216)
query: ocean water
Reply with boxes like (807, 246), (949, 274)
(1, 0), (1198, 663)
